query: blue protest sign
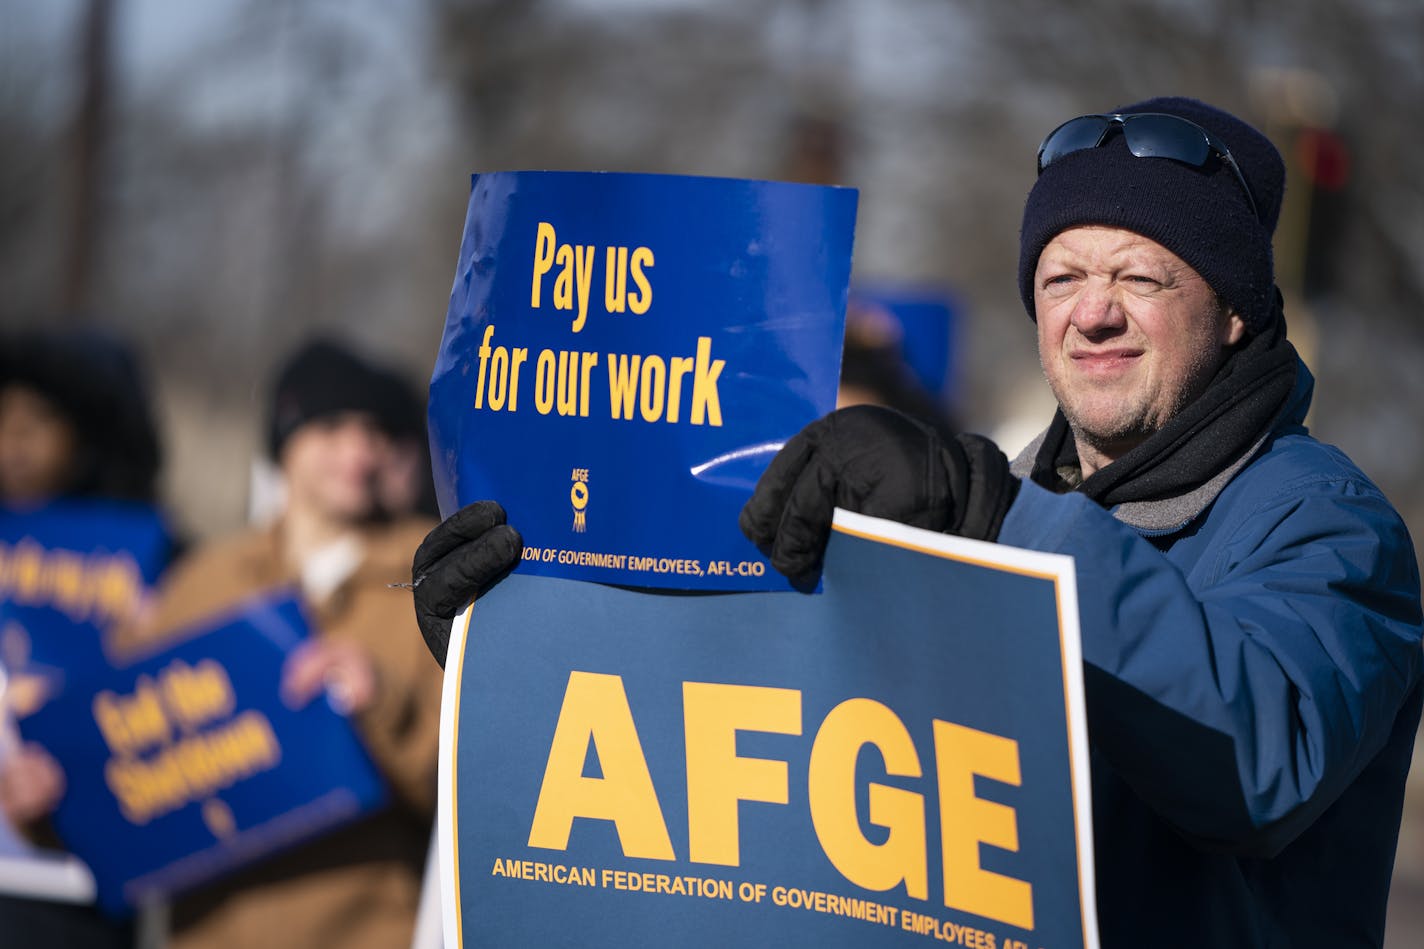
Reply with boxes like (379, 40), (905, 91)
(16, 593), (388, 915)
(1, 500), (174, 691)
(438, 510), (1098, 949)
(427, 172), (857, 591)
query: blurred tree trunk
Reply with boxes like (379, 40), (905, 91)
(62, 0), (114, 318)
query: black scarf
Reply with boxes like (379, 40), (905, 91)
(1029, 316), (1299, 507)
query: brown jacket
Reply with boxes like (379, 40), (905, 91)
(120, 516), (441, 949)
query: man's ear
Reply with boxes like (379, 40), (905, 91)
(1223, 310), (1247, 347)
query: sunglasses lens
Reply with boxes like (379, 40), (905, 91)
(1120, 114), (1211, 165)
(1037, 116), (1110, 171)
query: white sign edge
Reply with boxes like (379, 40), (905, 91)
(437, 602), (475, 949)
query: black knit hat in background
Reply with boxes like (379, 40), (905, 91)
(1018, 96), (1286, 335)
(267, 339), (399, 459)
(0, 329), (163, 502)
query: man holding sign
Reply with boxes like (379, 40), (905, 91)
(415, 98), (1422, 948)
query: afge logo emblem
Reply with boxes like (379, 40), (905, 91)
(571, 468), (590, 532)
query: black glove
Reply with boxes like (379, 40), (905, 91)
(411, 500), (523, 668)
(738, 405), (1018, 587)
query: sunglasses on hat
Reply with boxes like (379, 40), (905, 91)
(1036, 112), (1262, 226)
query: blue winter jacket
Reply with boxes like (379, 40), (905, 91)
(999, 362), (1423, 948)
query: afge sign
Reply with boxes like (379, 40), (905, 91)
(438, 511), (1099, 949)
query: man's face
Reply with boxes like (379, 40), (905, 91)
(280, 411), (389, 524)
(1034, 226), (1246, 470)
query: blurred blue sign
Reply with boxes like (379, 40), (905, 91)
(439, 511), (1098, 949)
(1, 500), (174, 699)
(848, 285), (961, 402)
(16, 593), (388, 915)
(427, 171), (857, 591)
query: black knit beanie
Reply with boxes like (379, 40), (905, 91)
(1019, 97), (1286, 335)
(267, 339), (398, 459)
(1, 328), (163, 502)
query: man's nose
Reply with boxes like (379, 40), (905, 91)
(1070, 282), (1127, 337)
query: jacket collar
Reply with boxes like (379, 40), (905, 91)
(233, 517), (407, 595)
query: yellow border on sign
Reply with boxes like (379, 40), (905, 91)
(833, 520), (1059, 581)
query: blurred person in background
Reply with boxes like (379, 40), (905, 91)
(0, 329), (164, 510)
(13, 337), (443, 947)
(836, 298), (959, 442)
(0, 328), (175, 949)
(245, 354), (440, 527)
(370, 361), (440, 522)
(123, 338), (443, 949)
